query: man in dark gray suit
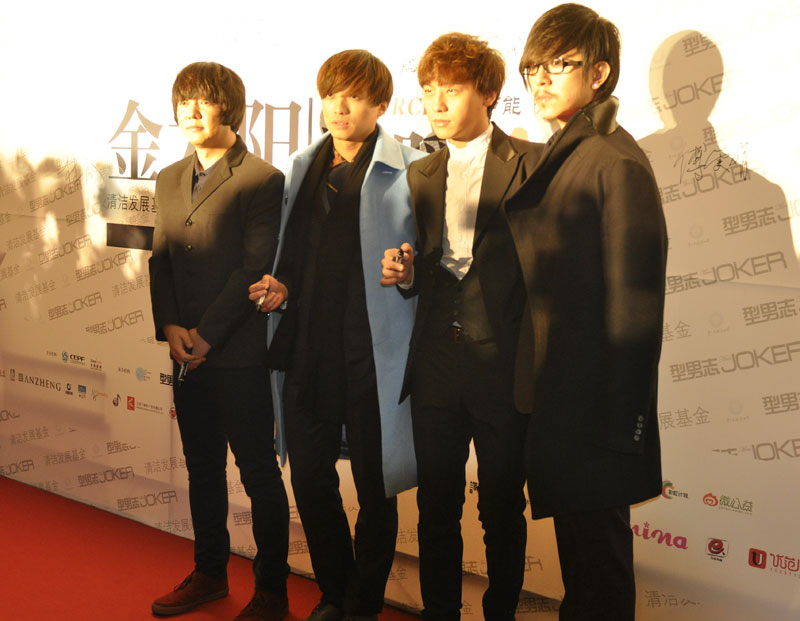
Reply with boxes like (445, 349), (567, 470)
(149, 62), (289, 621)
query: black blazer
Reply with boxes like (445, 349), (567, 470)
(505, 99), (667, 517)
(149, 135), (283, 368)
(401, 124), (539, 401)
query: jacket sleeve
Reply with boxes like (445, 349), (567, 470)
(196, 169), (283, 349)
(396, 163), (422, 300)
(148, 174), (182, 341)
(598, 156), (667, 454)
(271, 192), (301, 303)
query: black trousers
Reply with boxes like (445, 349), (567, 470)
(174, 364), (289, 592)
(410, 332), (528, 621)
(553, 506), (635, 621)
(284, 354), (398, 615)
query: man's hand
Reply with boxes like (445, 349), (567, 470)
(380, 242), (414, 286)
(248, 274), (288, 312)
(162, 324), (207, 370)
(187, 328), (211, 369)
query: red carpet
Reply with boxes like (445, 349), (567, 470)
(0, 475), (419, 621)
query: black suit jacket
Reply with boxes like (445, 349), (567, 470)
(401, 124), (540, 401)
(505, 98), (667, 517)
(149, 135), (283, 368)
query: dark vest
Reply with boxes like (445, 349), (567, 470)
(423, 264), (494, 342)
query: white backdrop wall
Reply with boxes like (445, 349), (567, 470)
(1, 1), (800, 619)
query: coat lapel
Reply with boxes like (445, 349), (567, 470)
(505, 117), (587, 216)
(473, 125), (521, 247)
(186, 135), (247, 219)
(179, 160), (194, 216)
(411, 147), (448, 259)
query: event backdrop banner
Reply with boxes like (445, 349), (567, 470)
(2, 1), (800, 619)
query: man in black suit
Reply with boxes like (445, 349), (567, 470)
(148, 62), (289, 621)
(506, 4), (667, 619)
(381, 33), (538, 621)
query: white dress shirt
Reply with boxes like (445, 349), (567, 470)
(441, 123), (493, 279)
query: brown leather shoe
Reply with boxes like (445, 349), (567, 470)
(151, 571), (229, 616)
(234, 589), (289, 620)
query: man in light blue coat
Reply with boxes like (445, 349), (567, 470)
(248, 50), (423, 621)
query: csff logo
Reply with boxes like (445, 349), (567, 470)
(707, 538), (727, 557)
(62, 351), (68, 362)
(749, 548), (767, 569)
(703, 492), (719, 507)
(112, 394), (120, 407)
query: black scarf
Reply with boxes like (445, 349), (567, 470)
(272, 128), (379, 422)
(309, 128), (378, 422)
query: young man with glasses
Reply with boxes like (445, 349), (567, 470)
(505, 4), (668, 619)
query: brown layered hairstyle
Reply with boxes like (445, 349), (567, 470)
(519, 3), (621, 103)
(417, 33), (505, 116)
(317, 50), (393, 105)
(171, 62), (246, 130)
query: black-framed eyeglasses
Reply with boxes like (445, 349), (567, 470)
(523, 57), (584, 78)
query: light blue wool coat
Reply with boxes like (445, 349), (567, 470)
(268, 125), (423, 496)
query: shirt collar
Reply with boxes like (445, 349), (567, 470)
(446, 122), (493, 162)
(193, 153), (223, 178)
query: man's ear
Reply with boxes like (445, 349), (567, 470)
(376, 101), (389, 117)
(590, 61), (611, 90)
(483, 91), (498, 109)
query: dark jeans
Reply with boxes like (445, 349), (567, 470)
(411, 333), (528, 621)
(174, 364), (289, 592)
(284, 354), (398, 616)
(554, 506), (635, 621)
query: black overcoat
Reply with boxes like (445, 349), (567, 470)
(505, 98), (668, 518)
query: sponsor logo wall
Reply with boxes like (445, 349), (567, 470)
(1, 1), (799, 618)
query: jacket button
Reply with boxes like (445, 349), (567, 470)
(637, 415), (645, 422)
(633, 435), (641, 442)
(636, 422), (644, 429)
(185, 244), (193, 251)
